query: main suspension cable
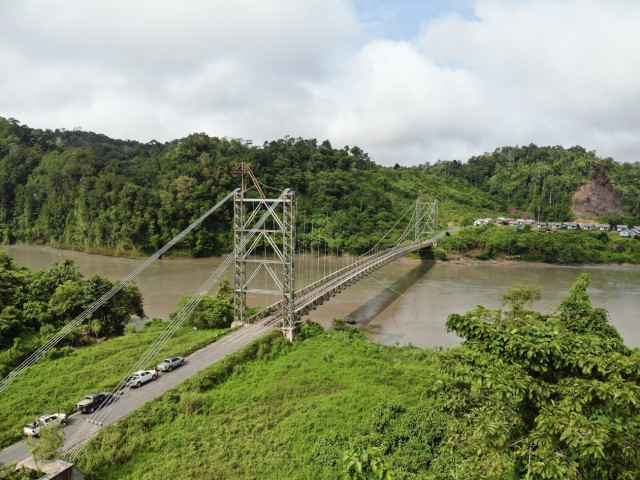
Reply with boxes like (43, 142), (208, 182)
(0, 189), (240, 395)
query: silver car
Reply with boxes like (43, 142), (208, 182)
(24, 413), (67, 436)
(156, 357), (185, 372)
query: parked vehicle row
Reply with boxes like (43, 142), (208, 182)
(24, 356), (186, 435)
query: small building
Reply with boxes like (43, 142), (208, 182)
(17, 458), (86, 479)
(579, 223), (595, 231)
(617, 225), (628, 232)
(619, 229), (630, 237)
(565, 222), (578, 230)
(596, 224), (610, 231)
(550, 222), (564, 229)
(473, 218), (494, 227)
(535, 222), (548, 229)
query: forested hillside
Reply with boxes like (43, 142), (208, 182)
(424, 144), (640, 223)
(1, 117), (639, 257)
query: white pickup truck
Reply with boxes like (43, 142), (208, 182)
(125, 370), (157, 388)
(23, 413), (67, 436)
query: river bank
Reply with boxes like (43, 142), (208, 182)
(442, 252), (640, 271)
(435, 224), (640, 264)
(2, 244), (639, 348)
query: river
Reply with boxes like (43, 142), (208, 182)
(2, 244), (639, 348)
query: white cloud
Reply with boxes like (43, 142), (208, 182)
(319, 39), (486, 162)
(413, 0), (640, 160)
(0, 0), (360, 139)
(1, 0), (640, 165)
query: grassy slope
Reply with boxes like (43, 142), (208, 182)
(77, 330), (441, 479)
(0, 324), (232, 448)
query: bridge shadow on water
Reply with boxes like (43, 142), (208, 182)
(343, 260), (436, 332)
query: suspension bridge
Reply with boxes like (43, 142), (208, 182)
(0, 177), (440, 466)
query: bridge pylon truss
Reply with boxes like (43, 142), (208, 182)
(414, 199), (438, 243)
(233, 189), (296, 338)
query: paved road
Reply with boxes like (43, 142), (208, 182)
(1, 231), (451, 466)
(0, 321), (276, 465)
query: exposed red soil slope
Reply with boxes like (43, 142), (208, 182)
(572, 166), (624, 218)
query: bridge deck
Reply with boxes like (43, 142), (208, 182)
(256, 232), (446, 327)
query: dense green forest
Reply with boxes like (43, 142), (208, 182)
(2, 116), (639, 258)
(66, 275), (638, 479)
(423, 145), (640, 222)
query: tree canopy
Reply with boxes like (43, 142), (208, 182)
(3, 117), (638, 258)
(0, 251), (144, 376)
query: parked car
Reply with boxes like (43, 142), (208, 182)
(76, 392), (114, 414)
(156, 356), (185, 372)
(23, 413), (67, 436)
(125, 370), (157, 388)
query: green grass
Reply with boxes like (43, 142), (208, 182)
(76, 329), (441, 479)
(0, 324), (232, 448)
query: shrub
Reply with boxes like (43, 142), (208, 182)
(179, 392), (208, 416)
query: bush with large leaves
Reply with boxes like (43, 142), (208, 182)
(351, 274), (639, 479)
(432, 273), (640, 479)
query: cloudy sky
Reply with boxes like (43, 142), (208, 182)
(1, 0), (639, 166)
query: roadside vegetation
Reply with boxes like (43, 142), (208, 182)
(76, 325), (441, 479)
(437, 224), (640, 264)
(0, 320), (232, 449)
(0, 463), (42, 479)
(74, 274), (639, 479)
(0, 248), (237, 449)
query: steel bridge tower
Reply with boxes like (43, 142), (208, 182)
(233, 188), (296, 339)
(414, 199), (438, 243)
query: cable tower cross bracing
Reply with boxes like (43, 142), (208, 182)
(232, 166), (296, 340)
(231, 161), (266, 199)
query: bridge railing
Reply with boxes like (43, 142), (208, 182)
(245, 235), (442, 325)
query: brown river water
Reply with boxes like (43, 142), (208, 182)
(2, 244), (639, 348)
